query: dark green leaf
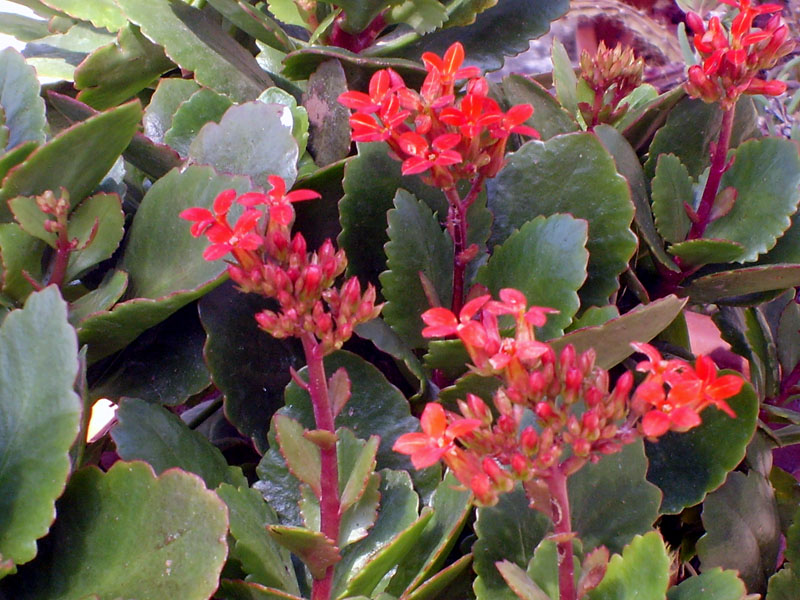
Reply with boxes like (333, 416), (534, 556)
(478, 214), (588, 339)
(0, 48), (45, 152)
(116, 0), (272, 101)
(205, 0), (294, 52)
(0, 141), (36, 183)
(304, 59), (351, 167)
(667, 569), (749, 600)
(646, 379), (759, 514)
(144, 78), (201, 144)
(770, 466), (800, 536)
(0, 223), (44, 301)
(620, 86), (684, 153)
(685, 265), (800, 304)
(188, 101), (299, 189)
(650, 153), (693, 244)
(437, 372), (501, 408)
(283, 45), (426, 83)
(0, 100), (141, 221)
(551, 37), (578, 116)
(495, 560), (551, 600)
(340, 435), (380, 512)
(74, 24), (174, 110)
(587, 532), (670, 600)
(3, 462), (228, 599)
(64, 192), (125, 281)
(354, 318), (426, 396)
(697, 471), (781, 594)
(473, 484), (551, 600)
(380, 189), (453, 349)
(422, 338), (470, 380)
(68, 269), (128, 325)
(405, 553), (473, 600)
(502, 75), (578, 141)
(488, 132), (636, 306)
(777, 300), (800, 375)
(570, 440), (662, 554)
(111, 397), (232, 489)
(339, 471), (381, 547)
(387, 0), (448, 35)
(705, 138), (800, 262)
(0, 287), (80, 566)
(164, 88), (233, 157)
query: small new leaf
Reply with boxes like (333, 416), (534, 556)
(328, 367), (351, 418)
(274, 414), (321, 497)
(340, 435), (380, 513)
(267, 525), (341, 580)
(496, 560), (552, 600)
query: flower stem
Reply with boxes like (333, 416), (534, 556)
(47, 227), (73, 289)
(547, 467), (577, 600)
(688, 107), (735, 240)
(301, 332), (340, 600)
(444, 177), (484, 315)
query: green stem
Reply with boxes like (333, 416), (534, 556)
(302, 333), (340, 600)
(688, 107), (735, 240)
(547, 467), (576, 600)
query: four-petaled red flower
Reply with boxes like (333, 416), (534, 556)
(397, 132), (463, 176)
(393, 402), (481, 469)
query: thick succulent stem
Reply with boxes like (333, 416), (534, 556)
(444, 177), (484, 315)
(302, 333), (340, 600)
(547, 467), (577, 600)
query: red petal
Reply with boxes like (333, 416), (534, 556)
(398, 131), (429, 156)
(422, 307), (458, 328)
(420, 403), (447, 437)
(392, 432), (431, 455)
(669, 405), (702, 431)
(338, 90), (378, 112)
(203, 243), (231, 261)
(237, 192), (268, 207)
(401, 156), (432, 175)
(180, 207), (213, 222)
(267, 175), (286, 197)
(433, 133), (462, 151)
(285, 189), (321, 203)
(213, 189), (237, 214)
(706, 374), (744, 401)
(642, 410), (671, 437)
(410, 445), (448, 469)
(447, 418), (482, 438)
(460, 294), (490, 320)
(442, 42), (465, 75)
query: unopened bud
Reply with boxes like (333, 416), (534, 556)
(521, 426), (539, 454)
(511, 453), (528, 477)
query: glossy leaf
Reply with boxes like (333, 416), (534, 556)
(116, 0), (272, 101)
(570, 441), (662, 554)
(669, 239), (745, 267)
(0, 48), (45, 152)
(205, 0), (294, 52)
(340, 434), (380, 512)
(354, 317), (426, 396)
(502, 75), (578, 141)
(164, 88), (233, 157)
(216, 484), (299, 593)
(594, 124), (679, 272)
(646, 379), (758, 513)
(473, 484), (551, 600)
(259, 87), (310, 158)
(685, 265), (800, 304)
(200, 282), (304, 453)
(0, 223), (44, 301)
(423, 338), (470, 380)
(74, 24), (174, 110)
(38, 0), (126, 31)
(111, 397), (232, 489)
(587, 532), (670, 600)
(705, 138), (800, 262)
(338, 471), (381, 547)
(404, 553), (473, 600)
(488, 132), (636, 306)
(274, 414), (321, 497)
(0, 100), (141, 221)
(68, 269), (128, 325)
(387, 0), (448, 35)
(667, 568), (750, 600)
(380, 189), (453, 349)
(620, 86), (684, 153)
(4, 462), (228, 599)
(496, 560), (551, 600)
(188, 101), (298, 189)
(268, 525), (340, 581)
(552, 37), (578, 116)
(650, 153), (693, 243)
(144, 78), (200, 144)
(0, 287), (80, 567)
(304, 59), (351, 167)
(64, 192), (125, 281)
(697, 471), (781, 594)
(477, 214), (588, 339)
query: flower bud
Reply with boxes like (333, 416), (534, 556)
(521, 426), (538, 454)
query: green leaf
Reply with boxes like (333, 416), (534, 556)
(111, 397), (232, 489)
(685, 265), (800, 304)
(669, 239), (745, 267)
(303, 59), (351, 167)
(216, 484), (300, 593)
(488, 132), (636, 307)
(643, 96), (758, 180)
(354, 317), (426, 396)
(570, 440), (662, 554)
(218, 580), (306, 599)
(283, 46), (426, 83)
(64, 192), (125, 281)
(68, 269), (128, 325)
(36, 0), (126, 31)
(667, 568), (750, 599)
(164, 88), (233, 157)
(274, 414), (321, 497)
(4, 461), (228, 599)
(496, 560), (552, 600)
(0, 12), (49, 42)
(0, 48), (45, 152)
(322, 0), (391, 33)
(551, 37), (578, 116)
(650, 153), (693, 243)
(0, 100), (141, 221)
(380, 189), (453, 349)
(116, 0), (272, 101)
(74, 24), (174, 110)
(646, 378), (759, 513)
(437, 372), (501, 407)
(341, 435), (380, 512)
(394, 0), (569, 73)
(385, 471), (473, 596)
(785, 496), (800, 566)
(8, 195), (56, 246)
(259, 87), (309, 158)
(199, 282), (305, 454)
(777, 300), (800, 375)
(387, 0), (448, 35)
(339, 471), (381, 547)
(338, 141), (448, 289)
(766, 568), (800, 600)
(205, 0), (294, 52)
(473, 484), (551, 600)
(267, 525), (340, 580)
(0, 223), (44, 300)
(0, 141), (36, 183)
(0, 287), (80, 567)
(594, 124), (679, 272)
(704, 138), (800, 262)
(423, 338), (470, 381)
(405, 553), (473, 600)
(477, 214), (588, 339)
(188, 101), (299, 189)
(697, 471), (781, 594)
(502, 75), (578, 141)
(587, 532), (670, 600)
(144, 78), (201, 144)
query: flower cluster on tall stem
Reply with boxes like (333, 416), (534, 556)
(394, 288), (744, 600)
(682, 0), (794, 240)
(338, 42), (539, 313)
(182, 176), (381, 600)
(578, 41), (644, 128)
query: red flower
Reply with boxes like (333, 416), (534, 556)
(338, 68), (404, 114)
(393, 403), (481, 469)
(398, 132), (462, 176)
(421, 42), (481, 95)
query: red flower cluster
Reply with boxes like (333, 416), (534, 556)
(394, 289), (745, 506)
(685, 0), (794, 109)
(181, 176), (381, 353)
(338, 42), (539, 189)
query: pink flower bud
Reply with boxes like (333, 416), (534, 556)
(510, 453), (528, 477)
(521, 426), (538, 454)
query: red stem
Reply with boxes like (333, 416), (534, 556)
(444, 177), (484, 315)
(301, 333), (340, 600)
(48, 227), (72, 289)
(547, 467), (576, 600)
(688, 107), (735, 240)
